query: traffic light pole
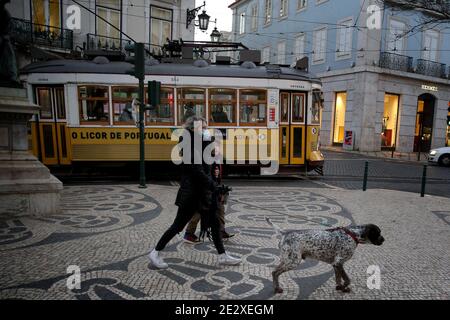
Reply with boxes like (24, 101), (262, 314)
(138, 74), (146, 188)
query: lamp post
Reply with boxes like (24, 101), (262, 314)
(186, 1), (210, 31)
(210, 19), (222, 42)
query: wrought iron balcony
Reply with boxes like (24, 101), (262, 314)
(86, 33), (128, 52)
(416, 59), (447, 79)
(10, 17), (73, 50)
(379, 51), (413, 73)
(85, 34), (159, 58)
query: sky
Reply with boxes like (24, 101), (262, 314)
(194, 0), (235, 41)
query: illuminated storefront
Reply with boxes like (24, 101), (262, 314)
(333, 92), (347, 145)
(381, 94), (399, 149)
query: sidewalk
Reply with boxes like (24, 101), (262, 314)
(0, 183), (449, 300)
(321, 145), (429, 163)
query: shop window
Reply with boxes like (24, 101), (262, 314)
(112, 87), (138, 125)
(146, 87), (175, 125)
(239, 89), (267, 125)
(177, 88), (206, 125)
(381, 94), (399, 149)
(78, 86), (110, 124)
(333, 92), (347, 144)
(209, 88), (237, 126)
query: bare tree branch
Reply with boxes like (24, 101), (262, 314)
(381, 0), (450, 39)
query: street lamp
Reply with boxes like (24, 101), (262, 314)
(210, 19), (222, 42)
(186, 1), (210, 31)
(197, 10), (210, 31)
(210, 27), (221, 42)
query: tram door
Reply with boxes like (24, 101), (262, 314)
(279, 92), (306, 165)
(35, 86), (71, 165)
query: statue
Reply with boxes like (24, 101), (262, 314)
(0, 0), (21, 87)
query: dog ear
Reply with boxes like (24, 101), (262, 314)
(366, 224), (382, 243)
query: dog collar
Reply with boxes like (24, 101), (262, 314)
(328, 227), (361, 244)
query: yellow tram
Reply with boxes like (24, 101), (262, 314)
(21, 57), (324, 173)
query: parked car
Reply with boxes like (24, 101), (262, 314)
(428, 147), (450, 167)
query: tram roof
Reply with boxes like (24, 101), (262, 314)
(20, 59), (321, 84)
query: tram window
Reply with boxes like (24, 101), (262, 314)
(78, 86), (110, 124)
(239, 89), (267, 125)
(209, 88), (236, 125)
(37, 88), (53, 119)
(53, 87), (66, 119)
(146, 87), (174, 125)
(280, 93), (289, 123)
(292, 93), (305, 123)
(112, 86), (138, 125)
(177, 88), (206, 125)
(311, 91), (322, 125)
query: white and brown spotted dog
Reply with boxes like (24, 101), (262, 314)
(266, 218), (384, 294)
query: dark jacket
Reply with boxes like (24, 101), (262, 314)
(175, 130), (216, 210)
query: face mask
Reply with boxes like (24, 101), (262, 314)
(202, 129), (211, 141)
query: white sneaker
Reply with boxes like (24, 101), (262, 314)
(149, 249), (168, 269)
(218, 253), (241, 265)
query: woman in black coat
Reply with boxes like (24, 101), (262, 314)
(149, 116), (241, 269)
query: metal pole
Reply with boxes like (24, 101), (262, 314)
(363, 161), (369, 191)
(138, 75), (146, 189)
(420, 164), (427, 197)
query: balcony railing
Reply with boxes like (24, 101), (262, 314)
(10, 17), (73, 50)
(85, 33), (160, 57)
(85, 33), (128, 52)
(416, 59), (447, 79)
(379, 52), (413, 73)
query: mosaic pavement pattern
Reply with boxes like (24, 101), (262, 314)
(0, 185), (356, 300)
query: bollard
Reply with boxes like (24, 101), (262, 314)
(420, 165), (427, 197)
(363, 161), (369, 191)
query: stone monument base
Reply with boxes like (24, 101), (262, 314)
(0, 87), (62, 217)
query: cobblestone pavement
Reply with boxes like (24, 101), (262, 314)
(0, 184), (449, 300)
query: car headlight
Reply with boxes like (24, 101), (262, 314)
(429, 150), (437, 155)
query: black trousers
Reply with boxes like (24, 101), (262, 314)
(155, 205), (225, 254)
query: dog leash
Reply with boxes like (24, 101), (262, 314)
(228, 197), (360, 243)
(228, 197), (336, 229)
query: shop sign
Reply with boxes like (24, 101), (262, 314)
(421, 85), (438, 92)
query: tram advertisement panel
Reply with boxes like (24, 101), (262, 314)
(70, 128), (174, 145)
(68, 127), (277, 162)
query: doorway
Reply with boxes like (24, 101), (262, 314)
(333, 92), (347, 145)
(279, 91), (306, 165)
(35, 86), (70, 165)
(381, 94), (400, 150)
(414, 93), (436, 153)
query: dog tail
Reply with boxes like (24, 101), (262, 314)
(265, 217), (283, 235)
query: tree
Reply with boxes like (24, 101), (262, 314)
(381, 0), (450, 37)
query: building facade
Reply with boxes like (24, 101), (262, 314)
(7, 0), (195, 67)
(229, 0), (450, 152)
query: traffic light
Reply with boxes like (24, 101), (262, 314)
(148, 80), (161, 106)
(125, 42), (145, 80)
